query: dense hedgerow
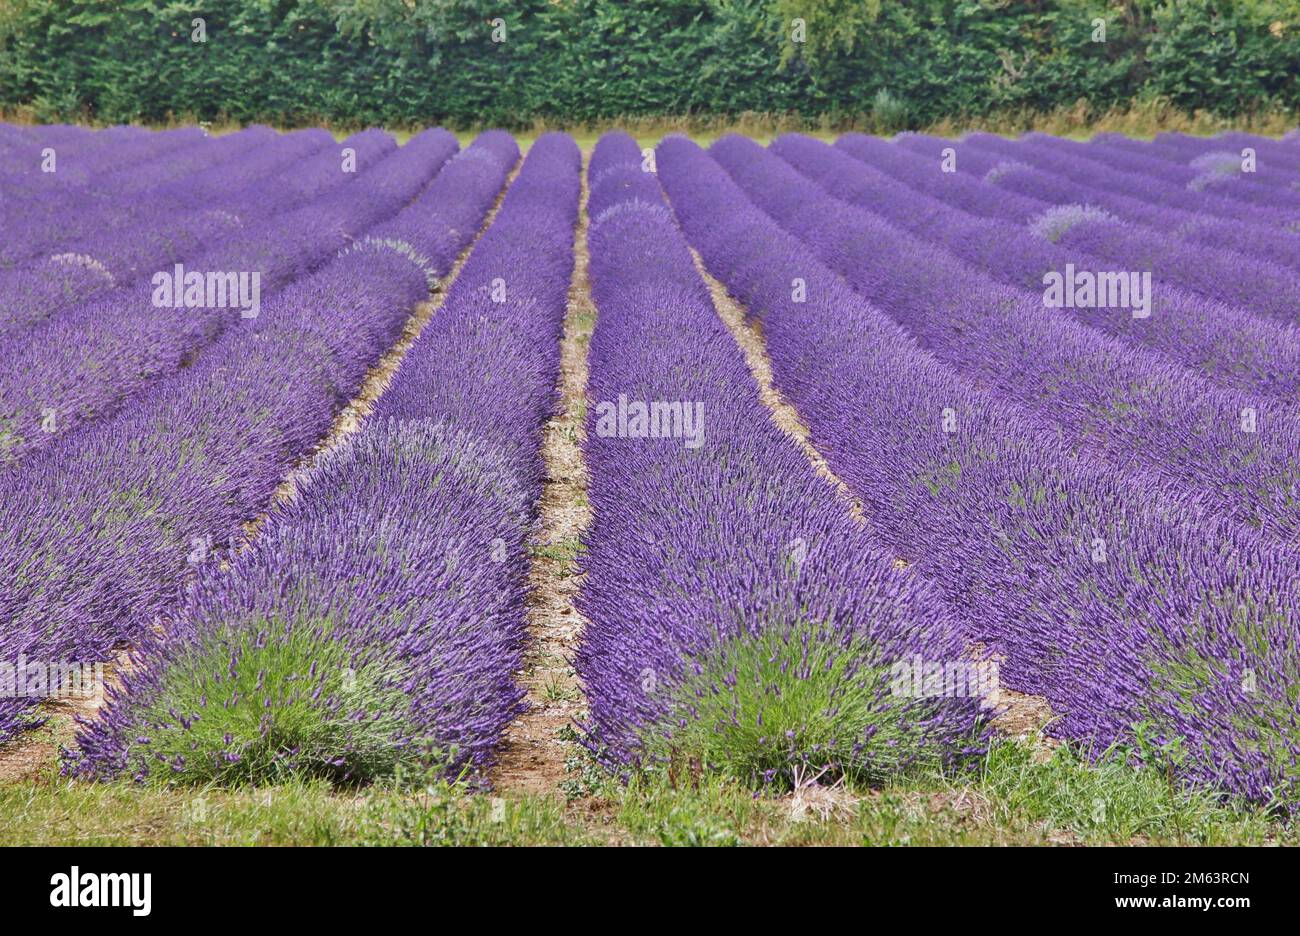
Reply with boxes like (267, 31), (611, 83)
(2, 1), (1298, 126)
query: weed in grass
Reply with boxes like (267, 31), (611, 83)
(356, 776), (582, 846)
(541, 677), (577, 703)
(969, 737), (1281, 845)
(558, 725), (608, 802)
(528, 539), (585, 563)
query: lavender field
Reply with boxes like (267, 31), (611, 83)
(2, 121), (1299, 845)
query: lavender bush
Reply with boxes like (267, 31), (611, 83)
(578, 132), (989, 788)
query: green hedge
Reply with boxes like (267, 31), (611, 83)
(1, 1), (1296, 128)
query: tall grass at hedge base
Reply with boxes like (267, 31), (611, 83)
(635, 619), (991, 792)
(870, 90), (910, 135)
(79, 618), (449, 789)
(4, 99), (1295, 146)
(922, 97), (1299, 142)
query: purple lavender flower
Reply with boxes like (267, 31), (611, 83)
(577, 132), (989, 787)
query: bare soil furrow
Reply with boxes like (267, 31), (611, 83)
(492, 155), (594, 794)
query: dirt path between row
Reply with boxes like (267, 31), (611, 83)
(688, 246), (1055, 747)
(0, 669), (118, 784)
(0, 164), (522, 786)
(690, 247), (868, 526)
(491, 155), (594, 795)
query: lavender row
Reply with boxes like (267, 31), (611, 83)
(1054, 132), (1300, 199)
(716, 136), (1300, 545)
(952, 132), (1300, 283)
(0, 131), (518, 752)
(1175, 131), (1300, 165)
(0, 128), (396, 449)
(70, 133), (566, 785)
(1008, 131), (1300, 262)
(1, 128), (331, 271)
(0, 128), (224, 245)
(658, 135), (1300, 806)
(0, 131), (330, 340)
(353, 133), (520, 278)
(1093, 132), (1300, 193)
(0, 125), (209, 203)
(1, 125), (240, 197)
(964, 132), (1300, 228)
(0, 127), (282, 272)
(131, 130), (335, 212)
(0, 130), (373, 341)
(88, 127), (287, 199)
(0, 130), (450, 463)
(577, 132), (987, 783)
(860, 134), (1300, 325)
(771, 134), (1300, 401)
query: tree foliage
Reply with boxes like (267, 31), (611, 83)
(0, 1), (1294, 127)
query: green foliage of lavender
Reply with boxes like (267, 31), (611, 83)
(640, 620), (985, 788)
(118, 619), (438, 787)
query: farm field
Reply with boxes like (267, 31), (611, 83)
(2, 120), (1300, 847)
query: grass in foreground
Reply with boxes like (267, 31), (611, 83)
(1, 738), (1288, 846)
